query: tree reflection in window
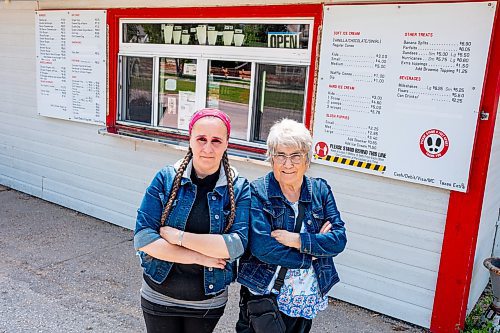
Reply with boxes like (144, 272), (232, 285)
(207, 61), (252, 140)
(124, 57), (153, 124)
(253, 64), (306, 142)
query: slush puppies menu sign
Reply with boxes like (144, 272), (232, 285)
(36, 10), (107, 125)
(313, 2), (496, 192)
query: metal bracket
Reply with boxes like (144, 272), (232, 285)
(481, 110), (490, 120)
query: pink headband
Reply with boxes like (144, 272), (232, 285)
(188, 108), (231, 137)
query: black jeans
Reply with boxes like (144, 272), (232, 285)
(236, 286), (313, 333)
(143, 310), (221, 333)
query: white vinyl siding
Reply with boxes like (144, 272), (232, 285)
(309, 165), (447, 327)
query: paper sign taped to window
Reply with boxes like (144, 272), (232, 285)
(178, 91), (196, 130)
(165, 79), (177, 91)
(167, 97), (177, 114)
(183, 64), (197, 76)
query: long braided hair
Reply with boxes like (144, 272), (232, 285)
(159, 149), (236, 233)
(221, 151), (236, 232)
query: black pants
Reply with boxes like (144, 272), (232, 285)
(143, 310), (221, 333)
(236, 286), (313, 333)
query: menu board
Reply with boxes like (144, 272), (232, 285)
(313, 2), (496, 192)
(36, 10), (107, 125)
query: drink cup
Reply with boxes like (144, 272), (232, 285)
(223, 30), (234, 46)
(163, 24), (173, 44)
(234, 29), (244, 46)
(172, 26), (182, 44)
(181, 30), (190, 45)
(196, 25), (207, 45)
(207, 26), (217, 45)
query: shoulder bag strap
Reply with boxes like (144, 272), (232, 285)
(272, 202), (306, 293)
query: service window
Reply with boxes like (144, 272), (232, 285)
(112, 13), (317, 151)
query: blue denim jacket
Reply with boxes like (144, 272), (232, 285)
(237, 172), (346, 297)
(134, 160), (251, 295)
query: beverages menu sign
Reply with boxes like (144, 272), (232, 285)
(313, 2), (496, 192)
(36, 10), (106, 125)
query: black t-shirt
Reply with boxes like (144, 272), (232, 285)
(145, 166), (221, 301)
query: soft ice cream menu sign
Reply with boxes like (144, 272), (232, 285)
(313, 2), (496, 192)
(36, 10), (106, 125)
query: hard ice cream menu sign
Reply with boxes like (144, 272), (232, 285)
(313, 2), (496, 192)
(36, 10), (106, 125)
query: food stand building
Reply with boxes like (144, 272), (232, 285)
(0, 1), (499, 332)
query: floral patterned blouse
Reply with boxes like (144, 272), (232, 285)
(276, 202), (328, 319)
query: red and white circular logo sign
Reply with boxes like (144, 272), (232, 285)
(419, 129), (449, 158)
(315, 141), (329, 158)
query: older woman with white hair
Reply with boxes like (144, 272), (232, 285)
(236, 119), (347, 333)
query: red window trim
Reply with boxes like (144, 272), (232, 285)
(106, 4), (324, 155)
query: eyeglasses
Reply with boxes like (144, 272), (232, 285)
(272, 153), (305, 165)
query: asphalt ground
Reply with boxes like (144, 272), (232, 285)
(0, 185), (429, 333)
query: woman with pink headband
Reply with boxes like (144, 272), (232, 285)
(134, 109), (250, 333)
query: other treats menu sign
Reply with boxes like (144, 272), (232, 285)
(313, 2), (496, 192)
(36, 10), (106, 125)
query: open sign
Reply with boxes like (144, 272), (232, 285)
(267, 32), (300, 49)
